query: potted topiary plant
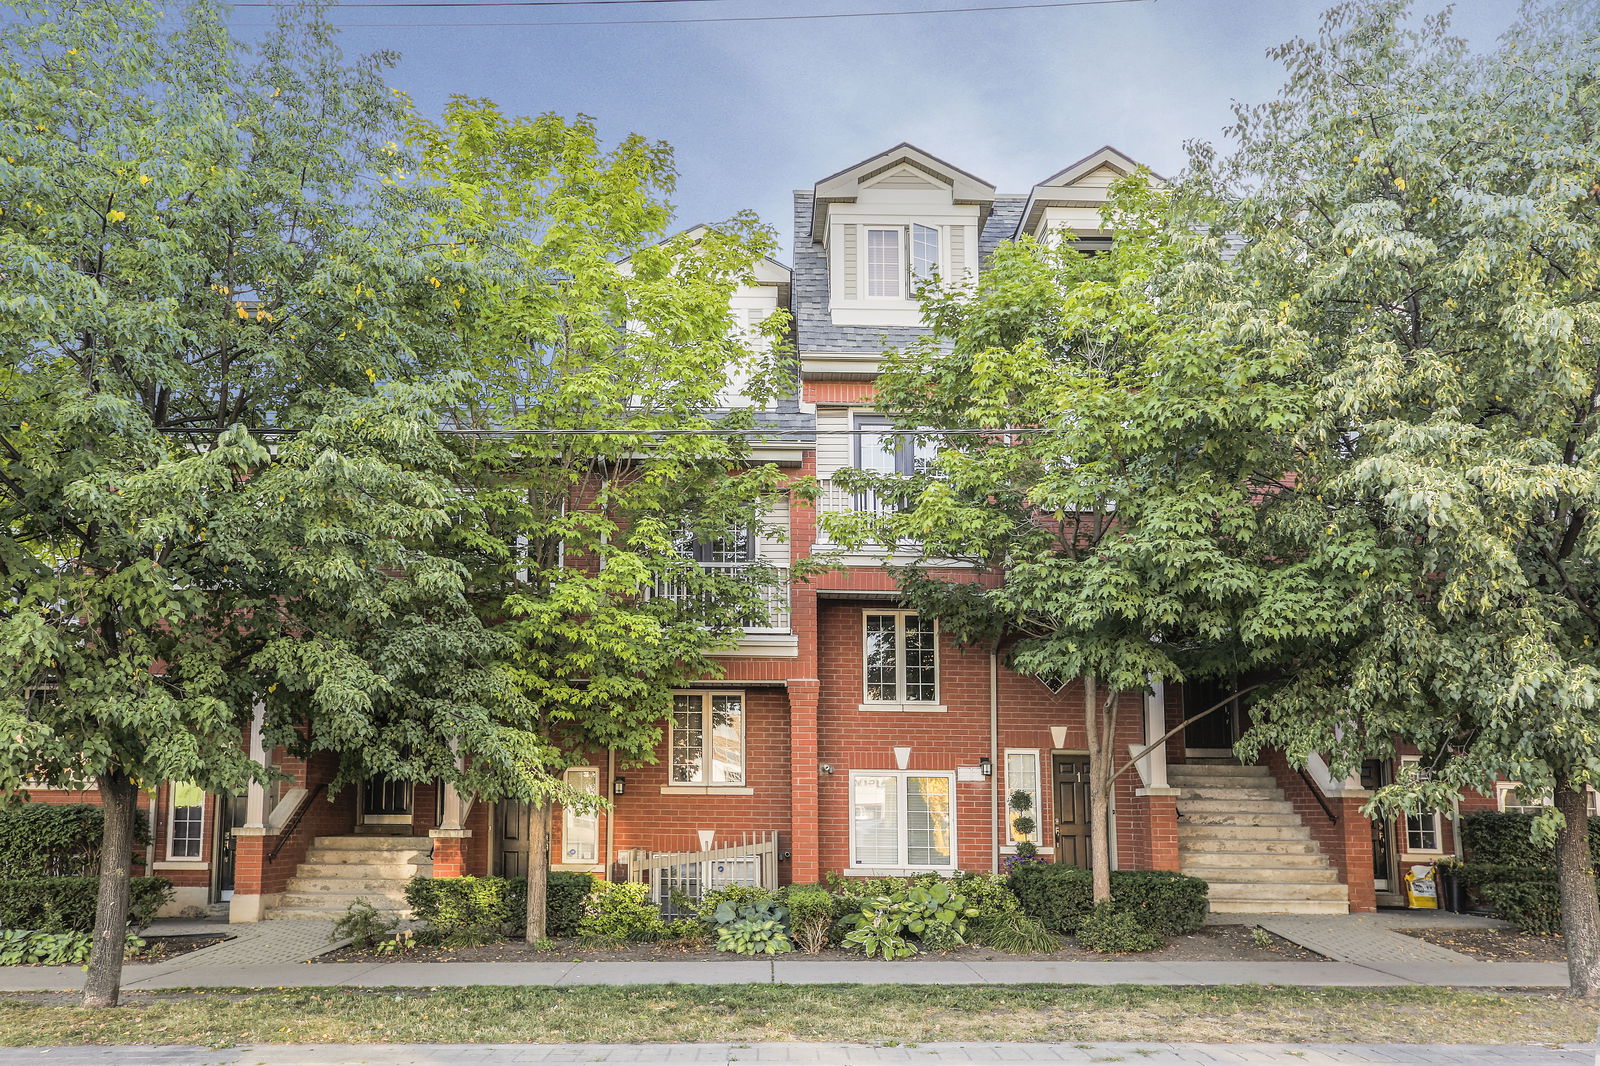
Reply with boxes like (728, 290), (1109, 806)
(1003, 789), (1047, 872)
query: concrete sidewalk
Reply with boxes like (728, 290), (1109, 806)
(0, 956), (1571, 992)
(0, 1041), (1591, 1066)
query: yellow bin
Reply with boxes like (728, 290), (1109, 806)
(1405, 864), (1439, 909)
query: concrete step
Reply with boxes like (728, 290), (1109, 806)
(310, 835), (431, 852)
(1178, 798), (1295, 814)
(1182, 865), (1339, 884)
(1177, 824), (1313, 841)
(1168, 764), (1270, 778)
(1207, 881), (1349, 902)
(1176, 785), (1285, 802)
(263, 905), (406, 921)
(1179, 836), (1319, 855)
(285, 877), (417, 896)
(1209, 898), (1349, 915)
(1175, 847), (1327, 866)
(276, 891), (409, 911)
(292, 862), (429, 879)
(1180, 812), (1304, 828)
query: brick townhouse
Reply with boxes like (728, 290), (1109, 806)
(18, 144), (1516, 922)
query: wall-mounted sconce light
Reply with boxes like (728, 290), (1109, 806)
(612, 776), (626, 796)
(979, 757), (993, 777)
(820, 764), (835, 775)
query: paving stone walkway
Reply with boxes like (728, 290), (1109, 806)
(0, 1041), (1591, 1066)
(1240, 911), (1504, 967)
(145, 917), (349, 968)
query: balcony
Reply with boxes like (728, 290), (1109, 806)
(652, 562), (791, 634)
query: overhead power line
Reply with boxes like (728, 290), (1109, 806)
(232, 0), (727, 6)
(160, 425), (1053, 438)
(233, 0), (1150, 29)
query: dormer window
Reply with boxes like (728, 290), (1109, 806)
(864, 224), (940, 299)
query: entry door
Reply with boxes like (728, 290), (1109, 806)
(1361, 759), (1396, 892)
(496, 800), (531, 879)
(1052, 756), (1093, 869)
(1183, 679), (1238, 751)
(362, 775), (413, 825)
(213, 793), (247, 902)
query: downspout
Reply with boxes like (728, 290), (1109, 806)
(989, 638), (1002, 876)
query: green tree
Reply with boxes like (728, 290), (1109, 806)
(0, 2), (530, 1005)
(405, 100), (799, 938)
(823, 178), (1317, 901)
(1190, 0), (1600, 996)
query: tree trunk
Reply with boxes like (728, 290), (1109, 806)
(524, 799), (551, 942)
(1555, 781), (1600, 999)
(82, 770), (138, 1009)
(1084, 678), (1115, 902)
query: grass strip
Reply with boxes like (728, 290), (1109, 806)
(0, 984), (1594, 1047)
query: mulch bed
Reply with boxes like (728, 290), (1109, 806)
(319, 923), (1322, 964)
(135, 934), (230, 961)
(1400, 926), (1567, 962)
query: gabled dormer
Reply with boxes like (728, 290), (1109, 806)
(809, 144), (995, 327)
(1016, 145), (1162, 246)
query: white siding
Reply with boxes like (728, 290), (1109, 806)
(815, 406), (855, 480)
(759, 495), (790, 568)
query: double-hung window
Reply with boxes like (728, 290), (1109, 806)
(853, 416), (937, 515)
(850, 771), (956, 870)
(864, 224), (941, 299)
(863, 611), (939, 707)
(168, 782), (205, 860)
(1398, 756), (1442, 853)
(1005, 751), (1042, 848)
(670, 691), (745, 785)
(561, 767), (599, 864)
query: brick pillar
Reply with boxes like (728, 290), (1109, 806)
(1137, 788), (1182, 871)
(429, 829), (471, 878)
(228, 827), (268, 923)
(1338, 797), (1377, 913)
(787, 677), (821, 885)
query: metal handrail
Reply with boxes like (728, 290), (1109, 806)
(266, 782), (326, 864)
(1297, 767), (1338, 823)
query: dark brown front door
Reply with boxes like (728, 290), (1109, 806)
(1361, 759), (1395, 892)
(496, 800), (531, 879)
(1053, 756), (1092, 868)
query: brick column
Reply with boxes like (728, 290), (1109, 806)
(429, 829), (471, 878)
(787, 677), (821, 884)
(1338, 797), (1377, 913)
(1136, 788), (1182, 871)
(228, 828), (268, 923)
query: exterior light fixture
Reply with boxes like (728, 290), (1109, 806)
(979, 757), (993, 777)
(612, 776), (626, 796)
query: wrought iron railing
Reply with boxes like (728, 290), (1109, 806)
(651, 563), (790, 634)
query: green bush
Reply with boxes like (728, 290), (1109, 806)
(1479, 880), (1562, 936)
(839, 880), (976, 958)
(405, 872), (594, 943)
(784, 884), (835, 954)
(0, 805), (151, 877)
(0, 876), (170, 933)
(1007, 865), (1207, 936)
(332, 898), (398, 949)
(716, 917), (792, 955)
(1075, 900), (1165, 953)
(696, 883), (780, 922)
(577, 880), (667, 944)
(1459, 810), (1600, 869)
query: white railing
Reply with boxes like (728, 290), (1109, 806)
(652, 562), (790, 634)
(621, 831), (780, 914)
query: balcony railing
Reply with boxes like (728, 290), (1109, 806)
(652, 562), (791, 634)
(816, 478), (914, 545)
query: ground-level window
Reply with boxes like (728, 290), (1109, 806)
(1004, 750), (1041, 847)
(670, 691), (745, 785)
(863, 611), (938, 704)
(562, 767), (600, 864)
(1398, 757), (1442, 853)
(168, 782), (205, 860)
(849, 771), (955, 870)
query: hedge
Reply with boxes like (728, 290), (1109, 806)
(0, 876), (171, 932)
(1459, 810), (1600, 869)
(0, 805), (151, 878)
(1007, 865), (1208, 936)
(1478, 880), (1562, 936)
(405, 872), (594, 941)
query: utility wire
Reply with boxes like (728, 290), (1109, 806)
(159, 425), (1052, 437)
(233, 0), (727, 5)
(234, 0), (1150, 29)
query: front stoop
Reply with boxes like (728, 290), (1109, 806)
(262, 835), (432, 921)
(1172, 762), (1350, 915)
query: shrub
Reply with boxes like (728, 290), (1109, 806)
(662, 917), (709, 945)
(0, 876), (170, 933)
(716, 918), (792, 955)
(1075, 900), (1164, 953)
(1478, 880), (1562, 936)
(839, 880), (975, 957)
(577, 880), (667, 944)
(697, 883), (780, 923)
(784, 885), (834, 954)
(1008, 865), (1207, 936)
(405, 872), (594, 943)
(0, 804), (151, 878)
(1460, 810), (1600, 869)
(332, 898), (398, 949)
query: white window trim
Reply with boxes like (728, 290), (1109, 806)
(1004, 749), (1043, 848)
(1495, 781), (1600, 816)
(848, 769), (958, 873)
(1397, 756), (1443, 855)
(166, 783), (206, 862)
(860, 610), (943, 711)
(668, 689), (747, 787)
(864, 226), (905, 300)
(561, 767), (601, 866)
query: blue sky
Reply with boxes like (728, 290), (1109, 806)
(230, 0), (1520, 258)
